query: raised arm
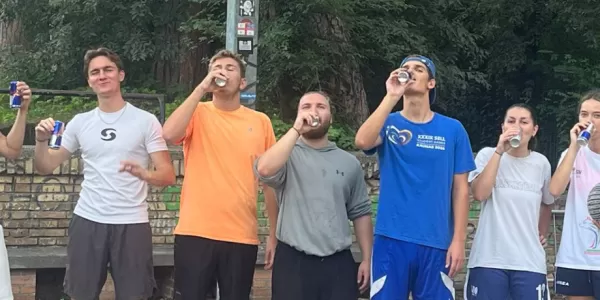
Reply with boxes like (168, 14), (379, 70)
(34, 118), (76, 175)
(355, 68), (408, 150)
(470, 128), (519, 201)
(162, 71), (225, 144)
(0, 81), (32, 160)
(255, 111), (315, 179)
(549, 122), (586, 197)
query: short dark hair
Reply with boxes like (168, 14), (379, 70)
(578, 89), (600, 113)
(504, 103), (538, 150)
(83, 47), (124, 78)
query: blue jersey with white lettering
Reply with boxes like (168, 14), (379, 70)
(365, 112), (475, 250)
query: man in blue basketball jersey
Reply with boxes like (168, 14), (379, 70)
(355, 55), (475, 299)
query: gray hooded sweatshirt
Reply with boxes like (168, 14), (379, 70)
(254, 139), (371, 257)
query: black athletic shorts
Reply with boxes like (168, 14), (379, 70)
(173, 235), (258, 300)
(63, 214), (156, 299)
(555, 267), (600, 298)
(271, 241), (359, 300)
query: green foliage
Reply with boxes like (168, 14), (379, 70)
(268, 114), (356, 151)
(0, 94), (97, 125)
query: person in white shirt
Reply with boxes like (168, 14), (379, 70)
(33, 47), (176, 300)
(550, 89), (600, 300)
(465, 103), (554, 300)
(0, 81), (33, 300)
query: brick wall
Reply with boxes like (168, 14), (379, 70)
(1, 146), (567, 299)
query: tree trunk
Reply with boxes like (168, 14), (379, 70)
(312, 13), (369, 129)
(0, 20), (23, 47)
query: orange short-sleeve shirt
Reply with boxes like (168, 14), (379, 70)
(173, 101), (276, 245)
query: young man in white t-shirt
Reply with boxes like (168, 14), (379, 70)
(550, 89), (600, 299)
(0, 81), (33, 300)
(33, 48), (176, 300)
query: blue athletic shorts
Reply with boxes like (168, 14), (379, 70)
(370, 235), (455, 299)
(464, 267), (549, 300)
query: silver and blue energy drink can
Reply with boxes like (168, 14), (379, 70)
(9, 81), (21, 109)
(49, 121), (64, 149)
(577, 123), (594, 147)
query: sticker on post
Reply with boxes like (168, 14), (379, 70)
(237, 18), (255, 37)
(241, 92), (256, 105)
(239, 0), (255, 17)
(237, 37), (254, 55)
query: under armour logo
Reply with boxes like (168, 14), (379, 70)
(100, 128), (117, 141)
(336, 170), (344, 176)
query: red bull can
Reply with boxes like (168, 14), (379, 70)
(9, 81), (21, 109)
(49, 121), (64, 149)
(577, 123), (594, 147)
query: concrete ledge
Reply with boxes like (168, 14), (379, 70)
(7, 245), (176, 269)
(8, 244), (365, 269)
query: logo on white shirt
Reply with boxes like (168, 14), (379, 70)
(100, 128), (117, 141)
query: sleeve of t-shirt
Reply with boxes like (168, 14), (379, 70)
(454, 122), (476, 174)
(145, 115), (169, 153)
(468, 147), (494, 183)
(346, 162), (372, 220)
(174, 106), (198, 146)
(61, 115), (81, 153)
(541, 157), (556, 205)
(362, 115), (390, 156)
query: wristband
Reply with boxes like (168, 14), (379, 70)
(291, 127), (301, 136)
(495, 150), (503, 156)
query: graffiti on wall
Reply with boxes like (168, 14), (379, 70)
(160, 185), (181, 211)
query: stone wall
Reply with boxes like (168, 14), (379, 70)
(1, 146), (567, 299)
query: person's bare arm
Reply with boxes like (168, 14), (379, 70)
(355, 68), (408, 150)
(353, 215), (373, 263)
(144, 151), (176, 186)
(255, 128), (299, 177)
(34, 117), (75, 175)
(162, 88), (206, 144)
(256, 111), (315, 177)
(263, 185), (278, 236)
(0, 111), (28, 160)
(452, 173), (470, 243)
(354, 95), (396, 150)
(549, 144), (577, 197)
(34, 145), (72, 175)
(471, 151), (501, 201)
(0, 81), (33, 159)
(538, 204), (553, 237)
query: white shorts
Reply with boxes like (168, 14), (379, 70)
(0, 226), (13, 300)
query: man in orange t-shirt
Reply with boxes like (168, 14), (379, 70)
(162, 50), (278, 300)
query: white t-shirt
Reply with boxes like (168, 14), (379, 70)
(0, 226), (12, 300)
(467, 147), (554, 274)
(556, 146), (600, 270)
(61, 102), (168, 224)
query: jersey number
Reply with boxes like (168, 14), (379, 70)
(536, 283), (546, 300)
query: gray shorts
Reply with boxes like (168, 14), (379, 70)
(63, 214), (155, 299)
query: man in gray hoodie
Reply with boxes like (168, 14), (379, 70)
(254, 91), (373, 300)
